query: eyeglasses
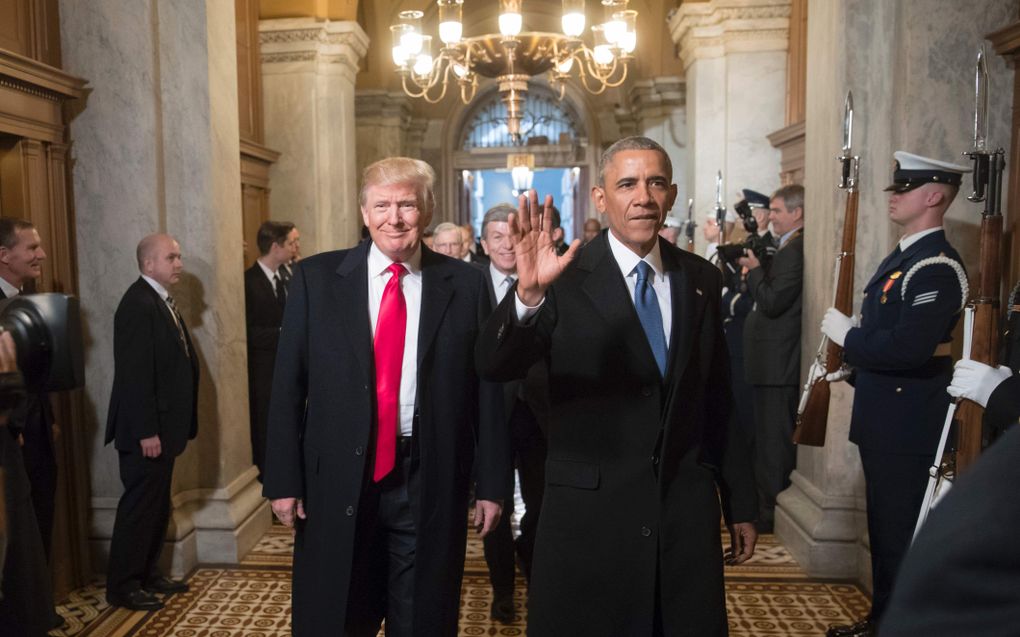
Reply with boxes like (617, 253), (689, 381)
(434, 241), (463, 250)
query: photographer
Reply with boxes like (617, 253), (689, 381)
(737, 184), (805, 533)
(0, 327), (58, 636)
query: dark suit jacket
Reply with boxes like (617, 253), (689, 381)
(244, 263), (283, 445)
(263, 241), (510, 635)
(476, 231), (756, 636)
(743, 229), (803, 386)
(105, 278), (198, 457)
(881, 400), (1020, 637)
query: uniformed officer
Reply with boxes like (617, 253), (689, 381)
(820, 151), (971, 637)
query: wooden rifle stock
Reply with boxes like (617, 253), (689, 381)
(793, 188), (859, 446)
(955, 213), (1002, 472)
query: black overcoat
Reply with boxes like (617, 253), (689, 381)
(476, 232), (756, 636)
(263, 241), (509, 636)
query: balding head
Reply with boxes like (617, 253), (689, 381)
(136, 234), (183, 288)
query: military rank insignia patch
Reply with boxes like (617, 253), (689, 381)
(880, 271), (902, 304)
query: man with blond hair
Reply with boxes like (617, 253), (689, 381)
(264, 157), (509, 636)
(431, 222), (465, 258)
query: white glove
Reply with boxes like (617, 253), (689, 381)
(825, 367), (853, 383)
(947, 360), (1013, 408)
(821, 308), (856, 347)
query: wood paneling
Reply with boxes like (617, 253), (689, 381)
(990, 19), (1020, 296)
(259, 0), (358, 21)
(0, 3), (91, 598)
(236, 0), (263, 144)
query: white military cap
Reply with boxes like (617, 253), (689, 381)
(884, 151), (972, 192)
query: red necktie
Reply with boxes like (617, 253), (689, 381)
(373, 263), (407, 482)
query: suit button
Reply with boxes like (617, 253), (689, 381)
(641, 386), (653, 397)
(863, 292), (868, 297)
(345, 506), (354, 516)
(355, 446), (364, 456)
(641, 526), (652, 537)
(651, 455), (659, 465)
(497, 325), (505, 340)
(895, 387), (902, 394)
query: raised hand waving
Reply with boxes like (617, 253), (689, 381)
(509, 189), (581, 306)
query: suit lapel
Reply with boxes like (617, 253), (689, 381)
(866, 230), (945, 288)
(579, 235), (660, 379)
(662, 243), (701, 385)
(334, 242), (373, 383)
(417, 247), (454, 367)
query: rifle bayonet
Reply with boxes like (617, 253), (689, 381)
(837, 90), (859, 191)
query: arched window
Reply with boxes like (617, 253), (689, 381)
(461, 89), (582, 149)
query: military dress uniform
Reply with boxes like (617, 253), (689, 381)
(830, 152), (971, 636)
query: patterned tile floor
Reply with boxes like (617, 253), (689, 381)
(52, 520), (870, 637)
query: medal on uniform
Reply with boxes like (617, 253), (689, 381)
(880, 271), (902, 304)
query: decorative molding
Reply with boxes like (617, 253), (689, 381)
(0, 49), (86, 100)
(615, 76), (685, 134)
(669, 0), (792, 69)
(355, 90), (412, 122)
(259, 18), (369, 75)
(988, 21), (1020, 58)
(767, 120), (806, 185)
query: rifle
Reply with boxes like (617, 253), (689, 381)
(715, 171), (726, 245)
(956, 46), (1006, 473)
(684, 198), (696, 252)
(792, 90), (859, 446)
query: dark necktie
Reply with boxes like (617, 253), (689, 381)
(274, 273), (287, 308)
(373, 263), (407, 482)
(633, 261), (667, 377)
(165, 295), (190, 356)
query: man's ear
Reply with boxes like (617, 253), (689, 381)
(0, 246), (8, 265)
(591, 186), (607, 213)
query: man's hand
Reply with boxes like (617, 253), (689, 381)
(139, 434), (162, 458)
(821, 308), (856, 347)
(0, 331), (16, 373)
(825, 367), (853, 383)
(473, 499), (502, 538)
(736, 249), (760, 271)
(509, 189), (580, 306)
(271, 497), (307, 528)
(947, 360), (1013, 408)
(725, 522), (758, 565)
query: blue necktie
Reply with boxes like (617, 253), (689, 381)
(633, 261), (667, 377)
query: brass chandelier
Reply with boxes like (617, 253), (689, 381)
(390, 0), (637, 141)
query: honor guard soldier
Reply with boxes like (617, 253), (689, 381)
(820, 151), (971, 637)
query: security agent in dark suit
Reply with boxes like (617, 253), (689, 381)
(244, 220), (298, 481)
(736, 184), (804, 533)
(105, 234), (198, 611)
(477, 136), (758, 636)
(264, 157), (508, 636)
(821, 152), (971, 637)
(880, 364), (1019, 637)
(475, 203), (548, 624)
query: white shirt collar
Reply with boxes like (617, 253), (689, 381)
(0, 276), (20, 298)
(488, 263), (516, 302)
(607, 230), (665, 281)
(368, 241), (422, 278)
(899, 226), (942, 252)
(256, 258), (279, 280)
(141, 274), (170, 301)
(778, 225), (802, 248)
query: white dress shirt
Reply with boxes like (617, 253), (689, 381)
(0, 276), (20, 298)
(488, 263), (517, 305)
(256, 258), (282, 296)
(515, 232), (673, 345)
(367, 243), (422, 437)
(899, 226), (942, 252)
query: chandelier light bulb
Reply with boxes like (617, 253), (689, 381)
(562, 0), (586, 36)
(593, 44), (614, 65)
(499, 0), (524, 36)
(414, 52), (434, 77)
(614, 10), (637, 53)
(439, 21), (463, 44)
(620, 31), (636, 53)
(557, 57), (575, 74)
(603, 18), (625, 45)
(438, 0), (464, 44)
(392, 45), (409, 67)
(452, 61), (469, 78)
(397, 10), (425, 55)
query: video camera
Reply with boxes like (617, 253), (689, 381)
(716, 189), (776, 273)
(0, 294), (85, 411)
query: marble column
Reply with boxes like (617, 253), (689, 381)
(777, 0), (1014, 581)
(670, 0), (791, 257)
(59, 0), (270, 575)
(260, 18), (369, 255)
(354, 90), (413, 182)
(616, 77), (690, 224)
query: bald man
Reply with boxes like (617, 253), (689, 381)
(105, 234), (199, 611)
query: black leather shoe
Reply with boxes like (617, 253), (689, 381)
(826, 617), (875, 637)
(107, 588), (165, 611)
(144, 575), (189, 594)
(490, 596), (516, 624)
